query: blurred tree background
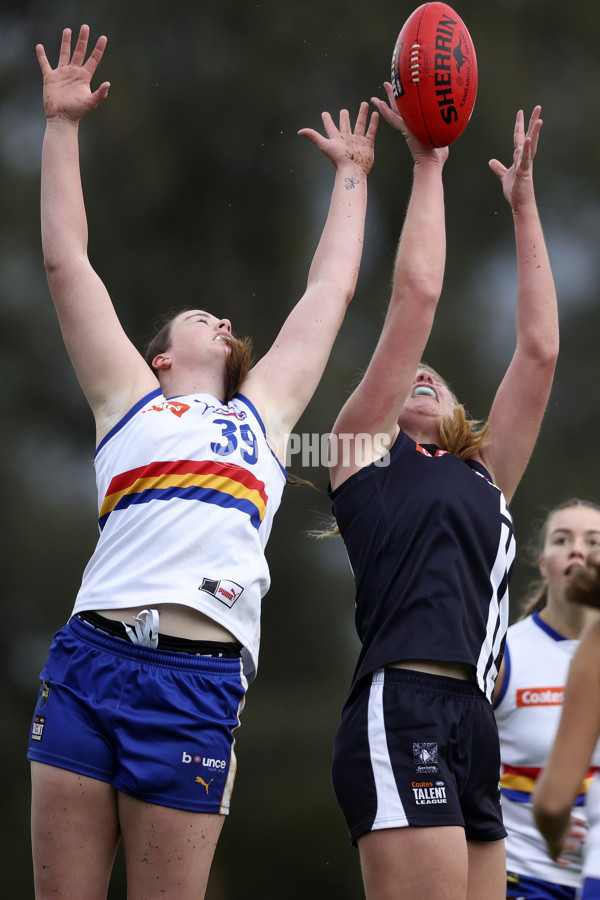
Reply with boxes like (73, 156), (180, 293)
(2, 0), (600, 896)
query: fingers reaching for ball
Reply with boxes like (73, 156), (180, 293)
(298, 102), (378, 175)
(37, 24), (110, 122)
(371, 83), (449, 166)
(489, 105), (543, 211)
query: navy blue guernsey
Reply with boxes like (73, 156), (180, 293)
(330, 430), (516, 703)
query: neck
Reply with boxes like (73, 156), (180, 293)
(404, 426), (441, 447)
(538, 600), (600, 639)
(158, 370), (227, 402)
(398, 410), (442, 448)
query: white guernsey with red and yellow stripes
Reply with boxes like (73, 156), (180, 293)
(72, 389), (287, 681)
(495, 611), (600, 887)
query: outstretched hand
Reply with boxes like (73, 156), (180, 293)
(37, 24), (110, 121)
(298, 102), (378, 176)
(489, 106), (542, 211)
(371, 82), (449, 167)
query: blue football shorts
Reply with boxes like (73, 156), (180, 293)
(332, 666), (507, 845)
(506, 871), (577, 899)
(27, 615), (248, 814)
(582, 878), (600, 899)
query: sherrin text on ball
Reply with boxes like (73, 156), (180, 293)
(391, 2), (478, 147)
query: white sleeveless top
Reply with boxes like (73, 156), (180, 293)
(72, 389), (287, 681)
(495, 612), (600, 887)
(584, 774), (600, 882)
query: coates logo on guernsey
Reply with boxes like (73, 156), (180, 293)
(144, 399), (190, 418)
(516, 686), (564, 707)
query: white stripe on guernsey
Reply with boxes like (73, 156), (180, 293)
(367, 670), (409, 830)
(477, 493), (515, 700)
(219, 664), (248, 814)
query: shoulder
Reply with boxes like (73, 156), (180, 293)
(95, 387), (164, 454)
(471, 449), (496, 486)
(506, 615), (536, 642)
(506, 614), (566, 656)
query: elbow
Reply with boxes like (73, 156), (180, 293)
(399, 276), (441, 317)
(320, 271), (361, 310)
(43, 255), (68, 293)
(536, 338), (560, 372)
(42, 247), (69, 278)
(521, 331), (559, 371)
(339, 279), (358, 309)
(405, 268), (443, 305)
(43, 253), (59, 278)
(43, 248), (88, 282)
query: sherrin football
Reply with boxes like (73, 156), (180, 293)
(391, 2), (477, 147)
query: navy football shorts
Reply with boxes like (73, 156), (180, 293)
(582, 878), (600, 899)
(332, 666), (507, 845)
(27, 615), (248, 814)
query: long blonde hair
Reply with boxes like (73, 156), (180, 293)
(420, 364), (490, 460)
(315, 364), (489, 538)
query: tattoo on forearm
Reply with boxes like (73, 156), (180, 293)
(345, 175), (359, 190)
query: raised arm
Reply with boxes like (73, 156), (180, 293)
(329, 83), (448, 487)
(478, 107), (559, 502)
(533, 618), (600, 862)
(37, 25), (157, 441)
(241, 102), (378, 457)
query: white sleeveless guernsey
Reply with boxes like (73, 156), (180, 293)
(72, 389), (287, 681)
(584, 774), (600, 883)
(494, 612), (600, 887)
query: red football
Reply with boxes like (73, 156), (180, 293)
(391, 2), (478, 147)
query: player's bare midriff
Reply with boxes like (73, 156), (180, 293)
(96, 604), (237, 643)
(389, 659), (474, 681)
